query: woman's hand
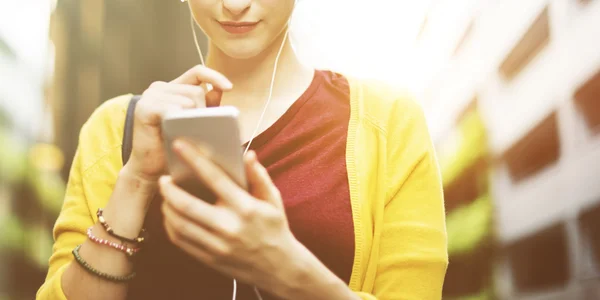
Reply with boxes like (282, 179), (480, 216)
(159, 140), (360, 300)
(158, 140), (308, 296)
(125, 65), (233, 185)
(100, 66), (232, 246)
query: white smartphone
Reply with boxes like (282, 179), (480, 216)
(161, 106), (247, 203)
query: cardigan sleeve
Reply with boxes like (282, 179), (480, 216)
(35, 143), (89, 300)
(357, 98), (449, 299)
(36, 96), (129, 299)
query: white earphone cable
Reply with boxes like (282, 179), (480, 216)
(243, 29), (289, 154)
(190, 13), (205, 66)
(232, 277), (237, 300)
(188, 4), (290, 300)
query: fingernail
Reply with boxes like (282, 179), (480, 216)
(196, 145), (212, 158)
(250, 151), (260, 165)
(173, 140), (186, 152)
(159, 175), (169, 185)
(246, 150), (256, 161)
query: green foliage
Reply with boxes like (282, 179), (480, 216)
(0, 129), (28, 183)
(0, 215), (25, 251)
(448, 287), (494, 300)
(28, 170), (65, 216)
(439, 110), (489, 186)
(0, 214), (53, 268)
(446, 194), (493, 255)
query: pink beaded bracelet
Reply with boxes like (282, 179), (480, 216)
(86, 226), (141, 257)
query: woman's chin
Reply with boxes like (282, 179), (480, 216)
(216, 41), (264, 60)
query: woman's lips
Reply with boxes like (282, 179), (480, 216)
(219, 21), (260, 34)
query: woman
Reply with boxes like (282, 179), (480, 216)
(38, 0), (448, 299)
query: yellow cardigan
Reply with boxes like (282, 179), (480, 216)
(37, 78), (448, 299)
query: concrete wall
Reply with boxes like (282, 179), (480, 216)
(420, 0), (600, 299)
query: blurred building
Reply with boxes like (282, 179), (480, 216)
(420, 0), (600, 299)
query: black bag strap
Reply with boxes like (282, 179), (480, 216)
(122, 95), (142, 165)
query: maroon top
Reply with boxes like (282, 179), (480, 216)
(127, 70), (354, 300)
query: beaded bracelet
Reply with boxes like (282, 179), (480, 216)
(87, 226), (141, 257)
(72, 245), (136, 282)
(96, 208), (147, 244)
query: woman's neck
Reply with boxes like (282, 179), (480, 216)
(205, 31), (312, 107)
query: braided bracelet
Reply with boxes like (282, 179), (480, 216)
(87, 226), (141, 257)
(72, 245), (136, 282)
(96, 208), (147, 244)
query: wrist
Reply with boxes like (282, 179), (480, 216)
(121, 161), (161, 187)
(97, 207), (145, 246)
(118, 164), (159, 209)
(274, 239), (357, 300)
(99, 165), (158, 238)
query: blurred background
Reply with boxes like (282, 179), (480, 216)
(1, 0), (599, 299)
